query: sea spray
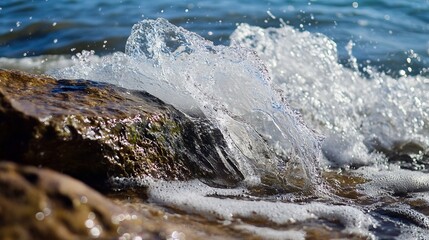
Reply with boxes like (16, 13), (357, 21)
(125, 18), (325, 192)
(231, 23), (429, 168)
(54, 18), (326, 194)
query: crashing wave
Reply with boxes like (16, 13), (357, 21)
(54, 18), (325, 193)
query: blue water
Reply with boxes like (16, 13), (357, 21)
(1, 0), (428, 76)
(2, 1), (429, 238)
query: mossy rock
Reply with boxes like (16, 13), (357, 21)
(0, 69), (243, 187)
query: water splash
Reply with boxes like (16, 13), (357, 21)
(40, 17), (429, 238)
(126, 19), (325, 192)
(55, 18), (325, 193)
(231, 23), (429, 168)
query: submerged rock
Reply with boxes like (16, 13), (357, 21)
(0, 69), (243, 187)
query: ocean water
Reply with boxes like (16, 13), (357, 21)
(1, 0), (428, 76)
(2, 1), (429, 239)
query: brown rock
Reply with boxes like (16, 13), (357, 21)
(0, 69), (243, 187)
(0, 161), (160, 240)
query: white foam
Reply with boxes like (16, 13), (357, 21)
(231, 24), (429, 167)
(147, 179), (375, 238)
(357, 167), (429, 196)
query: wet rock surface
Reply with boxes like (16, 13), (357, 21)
(1, 161), (268, 240)
(0, 69), (242, 187)
(0, 161), (157, 239)
(0, 161), (252, 240)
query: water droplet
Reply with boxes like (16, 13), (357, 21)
(23, 52), (27, 57)
(267, 10), (276, 19)
(16, 21), (21, 27)
(52, 22), (57, 27)
(10, 28), (14, 32)
(352, 2), (359, 8)
(185, 9), (189, 13)
(71, 48), (76, 52)
(171, 231), (185, 240)
(90, 227), (101, 238)
(406, 57), (412, 64)
(35, 212), (45, 221)
(399, 69), (406, 76)
(53, 39), (58, 44)
(85, 219), (95, 228)
(208, 31), (213, 36)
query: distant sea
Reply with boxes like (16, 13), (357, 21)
(1, 0), (428, 77)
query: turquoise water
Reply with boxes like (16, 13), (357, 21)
(1, 0), (428, 76)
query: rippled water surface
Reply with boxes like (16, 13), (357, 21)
(2, 1), (429, 239)
(1, 0), (428, 75)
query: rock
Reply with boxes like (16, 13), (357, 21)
(0, 69), (243, 187)
(0, 161), (160, 239)
(1, 161), (255, 239)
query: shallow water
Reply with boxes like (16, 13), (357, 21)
(2, 1), (429, 239)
